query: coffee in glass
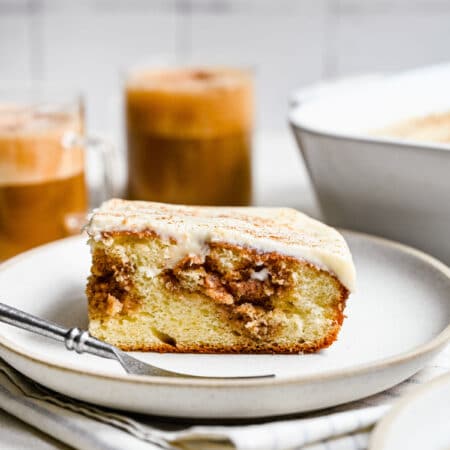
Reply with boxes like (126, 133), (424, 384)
(125, 67), (253, 206)
(0, 87), (112, 260)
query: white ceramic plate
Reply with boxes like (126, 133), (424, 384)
(370, 373), (450, 450)
(0, 231), (449, 419)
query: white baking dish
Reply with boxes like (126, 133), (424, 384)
(289, 64), (450, 265)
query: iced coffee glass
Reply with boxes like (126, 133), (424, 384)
(125, 67), (253, 206)
(0, 84), (112, 260)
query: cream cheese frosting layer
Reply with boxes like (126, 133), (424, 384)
(86, 199), (356, 291)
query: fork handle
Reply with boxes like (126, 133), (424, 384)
(0, 302), (115, 359)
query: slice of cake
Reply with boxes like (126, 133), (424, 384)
(86, 199), (355, 354)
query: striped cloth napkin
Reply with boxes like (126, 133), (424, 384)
(1, 344), (449, 450)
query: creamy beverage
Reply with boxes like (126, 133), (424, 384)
(125, 67), (253, 206)
(0, 105), (88, 259)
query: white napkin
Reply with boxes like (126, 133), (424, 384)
(0, 344), (449, 450)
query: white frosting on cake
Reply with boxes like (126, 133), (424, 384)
(87, 199), (356, 291)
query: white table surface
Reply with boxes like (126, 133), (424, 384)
(0, 130), (319, 449)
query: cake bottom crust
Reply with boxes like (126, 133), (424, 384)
(105, 327), (342, 354)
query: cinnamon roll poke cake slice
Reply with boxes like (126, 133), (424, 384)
(86, 199), (356, 353)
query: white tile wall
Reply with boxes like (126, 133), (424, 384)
(189, 1), (328, 129)
(1, 0), (450, 133)
(40, 0), (176, 131)
(331, 8), (450, 76)
(0, 1), (32, 80)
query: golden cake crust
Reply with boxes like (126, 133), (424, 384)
(114, 330), (344, 354)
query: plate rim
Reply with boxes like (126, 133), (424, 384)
(0, 230), (449, 388)
(369, 371), (450, 450)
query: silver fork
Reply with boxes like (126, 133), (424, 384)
(0, 303), (274, 379)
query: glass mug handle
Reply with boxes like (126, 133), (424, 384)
(62, 132), (116, 233)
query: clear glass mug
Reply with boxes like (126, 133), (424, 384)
(124, 65), (254, 206)
(0, 83), (113, 260)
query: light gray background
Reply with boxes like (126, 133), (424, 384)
(2, 0), (450, 132)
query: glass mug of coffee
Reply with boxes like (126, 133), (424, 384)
(125, 66), (253, 206)
(0, 84), (113, 260)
